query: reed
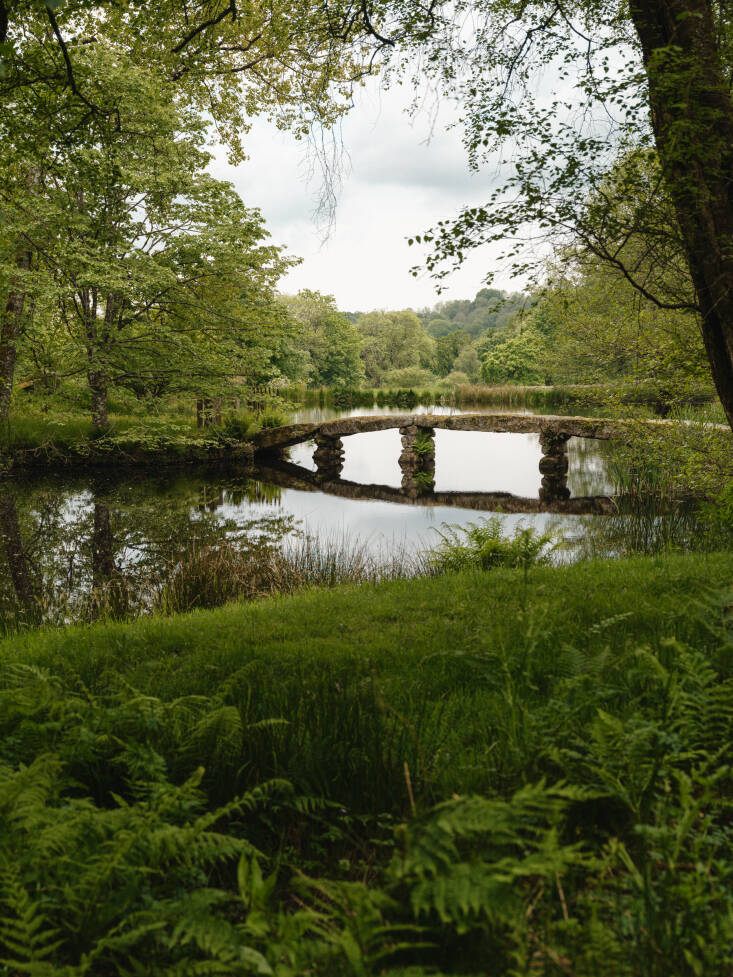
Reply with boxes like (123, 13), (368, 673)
(156, 532), (426, 616)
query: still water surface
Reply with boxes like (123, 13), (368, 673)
(0, 404), (619, 625)
(283, 405), (614, 547)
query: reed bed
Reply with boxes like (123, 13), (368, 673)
(156, 532), (429, 615)
(282, 381), (718, 415)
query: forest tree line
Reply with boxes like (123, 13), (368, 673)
(282, 247), (711, 395)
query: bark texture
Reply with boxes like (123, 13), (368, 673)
(629, 0), (733, 428)
(0, 250), (31, 427)
(88, 371), (109, 431)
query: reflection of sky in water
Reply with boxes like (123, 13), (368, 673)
(291, 429), (613, 493)
(215, 487), (589, 556)
(216, 425), (615, 555)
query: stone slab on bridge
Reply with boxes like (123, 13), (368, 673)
(250, 412), (629, 453)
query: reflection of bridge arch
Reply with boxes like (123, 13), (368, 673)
(251, 412), (629, 504)
(251, 460), (615, 515)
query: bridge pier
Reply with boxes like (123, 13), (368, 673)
(399, 426), (435, 498)
(313, 435), (345, 479)
(539, 431), (570, 501)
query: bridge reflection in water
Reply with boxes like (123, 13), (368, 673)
(252, 413), (620, 515)
(252, 459), (616, 516)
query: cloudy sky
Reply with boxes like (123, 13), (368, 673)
(210, 80), (516, 312)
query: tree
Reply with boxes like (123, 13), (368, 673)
(0, 0), (408, 430)
(419, 289), (529, 339)
(282, 290), (365, 388)
(1, 45), (292, 429)
(453, 343), (482, 382)
(356, 309), (435, 385)
(536, 257), (709, 388)
(481, 327), (546, 386)
(434, 331), (471, 377)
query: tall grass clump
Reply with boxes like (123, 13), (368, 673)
(157, 533), (425, 615)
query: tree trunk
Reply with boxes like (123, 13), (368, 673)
(0, 250), (32, 430)
(629, 0), (733, 430)
(0, 490), (38, 621)
(91, 501), (116, 586)
(88, 370), (109, 431)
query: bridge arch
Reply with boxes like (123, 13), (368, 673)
(251, 412), (624, 503)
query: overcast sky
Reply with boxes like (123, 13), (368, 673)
(210, 80), (518, 312)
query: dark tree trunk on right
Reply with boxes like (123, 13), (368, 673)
(629, 0), (733, 430)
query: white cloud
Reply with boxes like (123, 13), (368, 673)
(210, 79), (521, 310)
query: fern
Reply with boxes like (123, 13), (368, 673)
(426, 517), (560, 574)
(0, 859), (63, 970)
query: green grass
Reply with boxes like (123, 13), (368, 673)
(4, 551), (732, 809)
(3, 552), (733, 974)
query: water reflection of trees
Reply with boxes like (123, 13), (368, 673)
(567, 437), (616, 497)
(0, 471), (289, 632)
(0, 491), (39, 626)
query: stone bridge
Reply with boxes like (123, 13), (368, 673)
(251, 412), (633, 504)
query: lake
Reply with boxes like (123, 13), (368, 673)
(0, 403), (633, 627)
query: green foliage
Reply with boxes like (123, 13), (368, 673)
(220, 413), (256, 440)
(357, 310), (436, 386)
(280, 291), (365, 389)
(3, 557), (733, 974)
(412, 433), (435, 457)
(481, 327), (547, 386)
(258, 410), (289, 430)
(0, 666), (291, 974)
(381, 366), (439, 388)
(434, 330), (472, 376)
(419, 289), (530, 340)
(427, 517), (558, 574)
(534, 241), (709, 391)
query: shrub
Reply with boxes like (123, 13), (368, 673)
(258, 409), (288, 429)
(381, 367), (440, 388)
(427, 517), (559, 574)
(219, 412), (256, 440)
(443, 370), (471, 387)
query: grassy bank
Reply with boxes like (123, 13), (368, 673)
(5, 552), (731, 805)
(2, 554), (733, 974)
(0, 392), (289, 469)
